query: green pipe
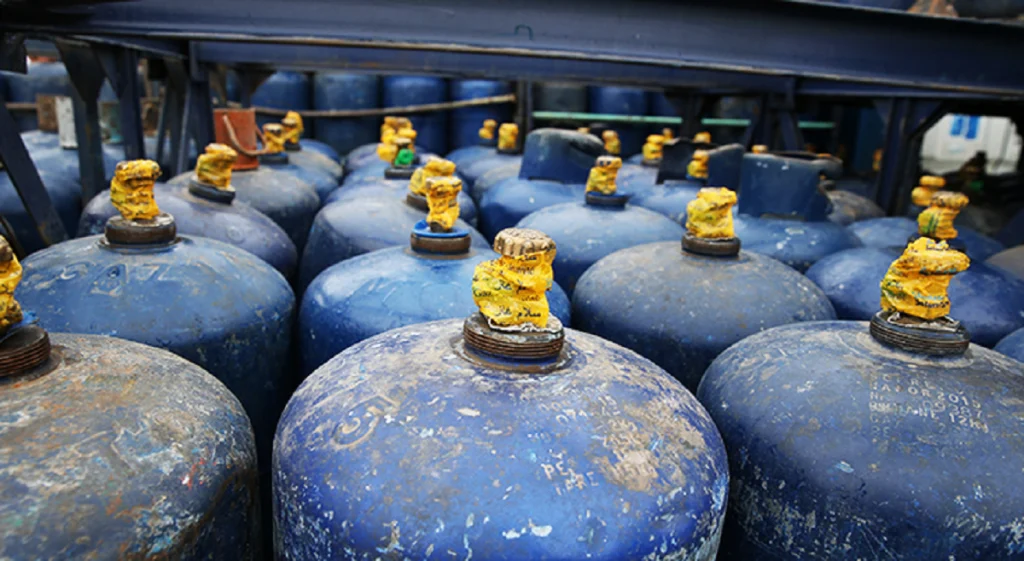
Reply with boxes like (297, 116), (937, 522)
(532, 111), (835, 130)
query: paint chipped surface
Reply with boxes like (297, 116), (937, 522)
(699, 321), (1024, 559)
(0, 334), (259, 559)
(275, 320), (728, 560)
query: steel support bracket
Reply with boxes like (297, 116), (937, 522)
(0, 72), (69, 248)
(663, 90), (718, 140)
(55, 39), (109, 203)
(874, 98), (946, 214)
(0, 32), (26, 73)
(95, 44), (146, 160)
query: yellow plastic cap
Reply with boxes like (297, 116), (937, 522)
(498, 123), (519, 151)
(110, 160), (162, 221)
(602, 130), (621, 156)
(0, 238), (23, 332)
(686, 187), (737, 239)
(472, 228), (556, 330)
(918, 191), (969, 240)
(424, 175), (462, 232)
(586, 156), (623, 195)
(880, 237), (970, 320)
(195, 143), (238, 190)
(752, 145), (768, 154)
(693, 131), (711, 144)
(281, 111), (305, 145)
(688, 149), (710, 180)
(920, 175), (946, 188)
(262, 123), (286, 154)
(479, 119), (497, 140)
(409, 157), (457, 197)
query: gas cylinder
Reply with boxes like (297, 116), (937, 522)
(17, 161), (295, 489)
(445, 118), (498, 174)
(589, 86), (648, 156)
(280, 110), (343, 183)
(77, 144), (299, 278)
(995, 326), (1024, 361)
(573, 187), (836, 390)
(258, 122), (338, 205)
(535, 81), (588, 113)
(299, 178), (571, 376)
(516, 155), (684, 296)
(171, 108), (319, 250)
(627, 139), (744, 223)
(772, 150), (884, 225)
(732, 152), (861, 271)
(325, 156), (478, 225)
(251, 70), (310, 129)
(450, 80), (512, 149)
(453, 122), (523, 191)
(3, 61), (71, 131)
(987, 245), (1024, 280)
(851, 186), (1004, 261)
(469, 159), (522, 206)
(312, 72), (378, 160)
(383, 75), (448, 154)
(806, 243), (1024, 347)
(698, 239), (1024, 560)
(299, 174), (490, 291)
(275, 227), (729, 560)
(478, 128), (606, 239)
(0, 237), (260, 558)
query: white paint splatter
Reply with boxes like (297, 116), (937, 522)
(835, 461), (854, 473)
(502, 529), (522, 539)
(457, 408), (481, 417)
(531, 525), (553, 537)
(466, 513), (475, 528)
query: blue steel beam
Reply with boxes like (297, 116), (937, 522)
(3, 0), (1024, 96)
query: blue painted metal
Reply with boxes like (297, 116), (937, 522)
(1, 164), (79, 255)
(449, 79), (512, 149)
(516, 197), (684, 296)
(77, 183), (299, 278)
(312, 72), (378, 162)
(805, 246), (1024, 347)
(169, 165), (320, 251)
(987, 245), (1024, 281)
(848, 216), (1005, 261)
(468, 160), (520, 205)
(573, 242), (836, 390)
(0, 333), (260, 560)
(342, 149), (438, 185)
(16, 233), (294, 518)
(589, 86), (649, 156)
(996, 207), (1024, 247)
(274, 319), (729, 560)
(324, 177), (478, 226)
(298, 240), (572, 376)
(535, 82), (587, 112)
(260, 153), (338, 207)
(251, 70), (310, 129)
(297, 138), (339, 162)
(2, 62), (71, 131)
(995, 326), (1024, 362)
(298, 195), (490, 292)
(697, 320), (1024, 560)
(478, 129), (605, 240)
(624, 142), (745, 224)
(458, 149), (521, 194)
(826, 188), (884, 225)
(383, 75), (448, 155)
(733, 153), (861, 271)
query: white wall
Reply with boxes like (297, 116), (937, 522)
(920, 114), (1021, 175)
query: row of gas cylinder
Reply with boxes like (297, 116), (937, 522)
(4, 104), (1024, 560)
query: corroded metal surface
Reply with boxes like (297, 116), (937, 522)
(698, 321), (1024, 559)
(275, 320), (728, 560)
(0, 334), (258, 559)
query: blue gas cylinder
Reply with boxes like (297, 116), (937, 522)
(299, 179), (489, 291)
(324, 161), (478, 226)
(259, 123), (338, 205)
(987, 245), (1024, 280)
(589, 86), (648, 156)
(995, 326), (1024, 361)
(279, 110), (344, 180)
(445, 117), (499, 175)
(180, 108), (319, 250)
(997, 207), (1024, 247)
(298, 220), (571, 376)
(3, 62), (71, 131)
(383, 75), (448, 155)
(468, 160), (521, 205)
(449, 80), (512, 150)
(620, 132), (669, 187)
(251, 70), (310, 129)
(312, 72), (378, 161)
(342, 127), (438, 185)
(77, 146), (299, 278)
(849, 215), (1004, 261)
(2, 165), (79, 255)
(516, 156), (684, 296)
(275, 227), (729, 561)
(698, 245), (1024, 559)
(573, 187), (836, 390)
(478, 128), (605, 239)
(448, 121), (522, 191)
(0, 320), (260, 559)
(827, 188), (884, 225)
(627, 140), (745, 223)
(806, 245), (1024, 347)
(17, 164), (294, 517)
(733, 152), (861, 271)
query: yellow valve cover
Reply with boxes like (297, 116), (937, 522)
(282, 110), (305, 145)
(918, 191), (968, 240)
(110, 160), (162, 221)
(195, 143), (238, 190)
(479, 119), (497, 141)
(880, 237), (970, 320)
(472, 228), (556, 330)
(642, 134), (665, 162)
(498, 123), (519, 152)
(0, 240), (23, 332)
(686, 187), (737, 239)
(410, 157), (457, 196)
(687, 149), (710, 180)
(602, 130), (621, 156)
(424, 176), (462, 232)
(262, 123), (286, 154)
(911, 175), (947, 206)
(586, 156), (622, 195)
